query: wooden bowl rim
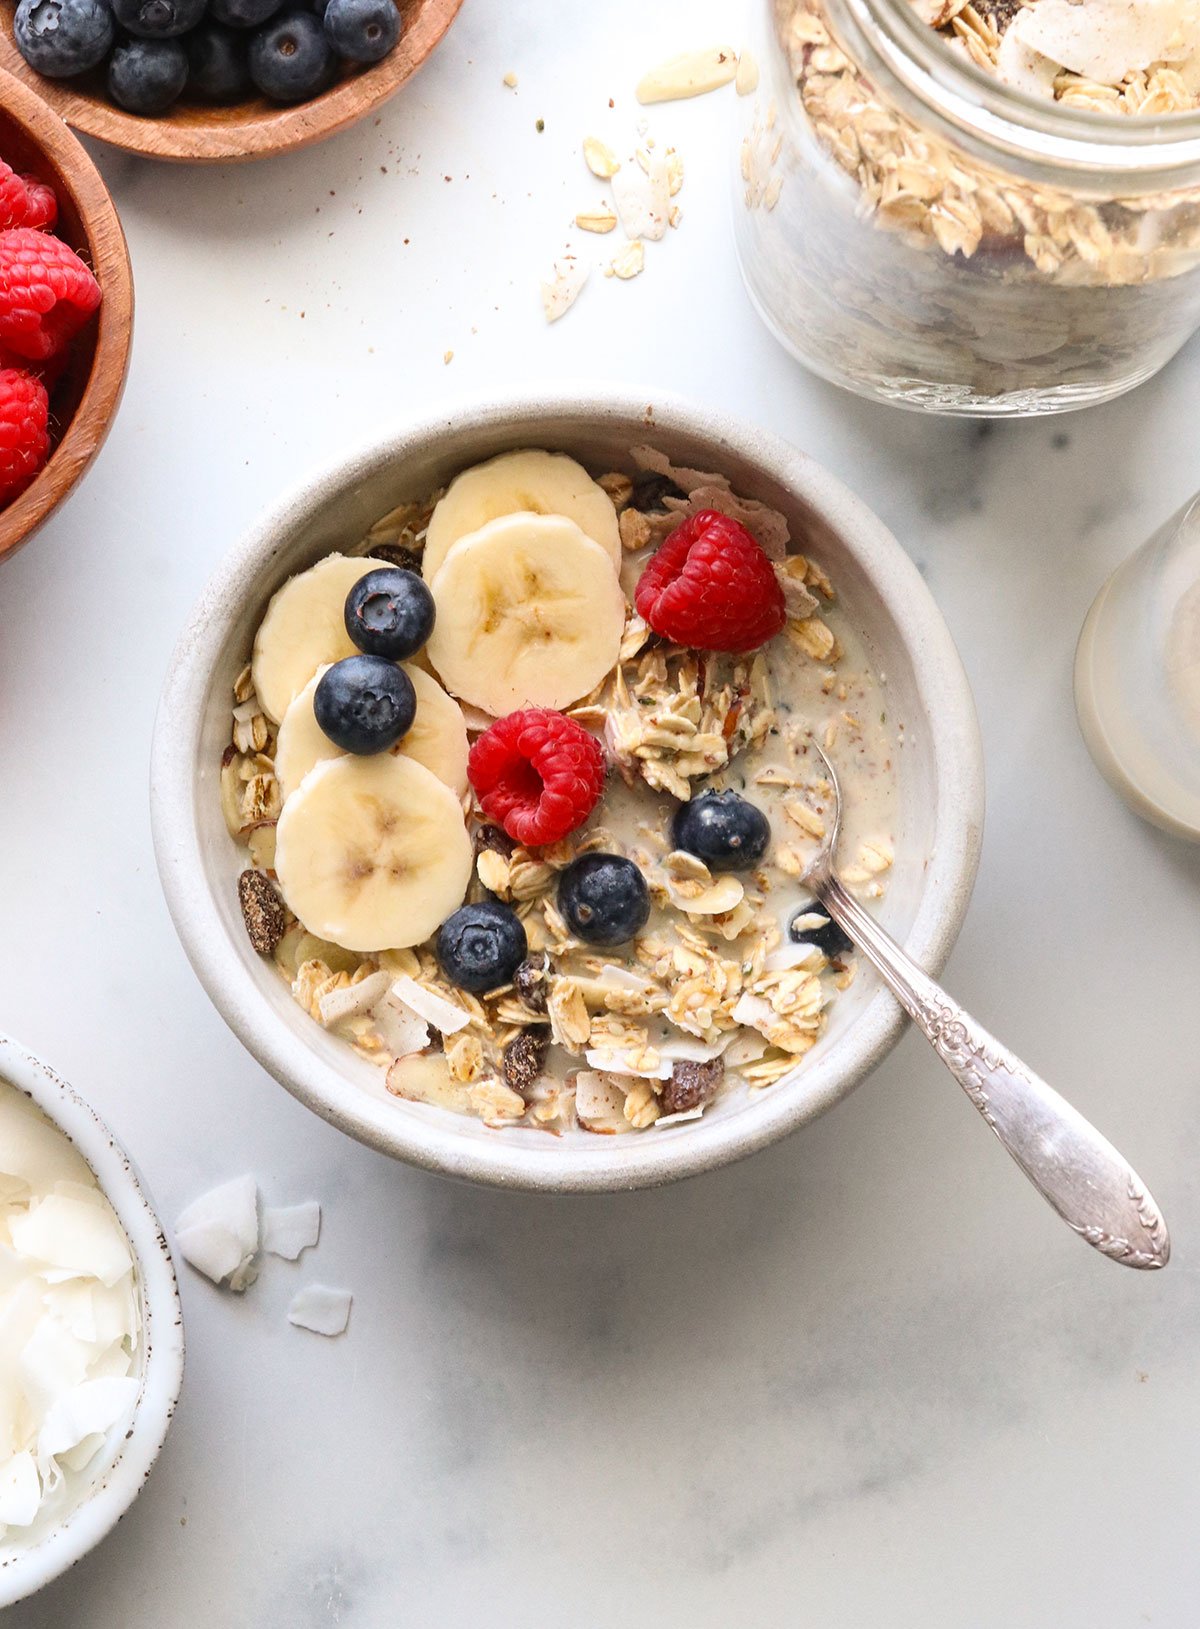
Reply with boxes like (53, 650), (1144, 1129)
(0, 67), (133, 564)
(0, 0), (463, 163)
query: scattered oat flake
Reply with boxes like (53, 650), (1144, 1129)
(609, 240), (645, 280)
(287, 1284), (352, 1337)
(576, 206), (618, 233)
(636, 46), (739, 104)
(443, 350), (454, 365)
(541, 257), (589, 322)
(583, 135), (620, 178)
(503, 70), (518, 88)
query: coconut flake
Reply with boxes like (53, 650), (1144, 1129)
(262, 1202), (321, 1261)
(541, 257), (589, 323)
(287, 1285), (352, 1337)
(731, 993), (776, 1033)
(1009, 0), (1199, 83)
(317, 970), (390, 1026)
(174, 1174), (258, 1291)
(374, 998), (430, 1059)
(9, 1194), (133, 1289)
(612, 154), (670, 241)
(37, 1376), (139, 1464)
(584, 1048), (672, 1080)
(574, 1071), (628, 1131)
(388, 976), (471, 1036)
(0, 1452), (41, 1527)
(995, 26), (1061, 97)
(763, 941), (825, 973)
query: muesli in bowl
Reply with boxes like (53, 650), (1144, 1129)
(219, 444), (901, 1136)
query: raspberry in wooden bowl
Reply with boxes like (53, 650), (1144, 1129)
(0, 0), (461, 164)
(0, 66), (131, 564)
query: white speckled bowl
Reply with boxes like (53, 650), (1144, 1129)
(0, 1034), (184, 1608)
(150, 391), (984, 1193)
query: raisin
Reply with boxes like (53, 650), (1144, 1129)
(237, 869), (287, 956)
(661, 1057), (724, 1115)
(514, 957), (549, 1014)
(631, 470), (687, 513)
(368, 542), (422, 574)
(503, 1030), (549, 1095)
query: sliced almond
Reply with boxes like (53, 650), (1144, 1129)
(636, 46), (738, 105)
(666, 874), (745, 916)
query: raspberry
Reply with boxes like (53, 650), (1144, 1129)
(0, 228), (101, 364)
(0, 164), (57, 232)
(468, 709), (607, 848)
(0, 368), (50, 504)
(634, 509), (787, 653)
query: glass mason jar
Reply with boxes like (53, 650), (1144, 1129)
(734, 0), (1200, 415)
(1075, 493), (1200, 842)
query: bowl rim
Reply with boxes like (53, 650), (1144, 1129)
(0, 0), (463, 164)
(0, 67), (134, 564)
(0, 1034), (184, 1608)
(150, 388), (985, 1193)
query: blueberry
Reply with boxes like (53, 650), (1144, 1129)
(322, 0), (399, 63)
(13, 0), (113, 77)
(108, 37), (189, 114)
(187, 22), (252, 99)
(248, 9), (335, 100)
(210, 0), (283, 26)
(344, 568), (435, 660)
(111, 0), (205, 37)
(557, 853), (650, 947)
(789, 901), (852, 959)
(436, 901), (527, 995)
(672, 790), (770, 873)
(313, 655), (415, 754)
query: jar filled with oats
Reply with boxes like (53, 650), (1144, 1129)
(736, 0), (1200, 414)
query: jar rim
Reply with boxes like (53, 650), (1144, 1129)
(840, 0), (1200, 182)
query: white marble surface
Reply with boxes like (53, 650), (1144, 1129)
(3, 1), (1200, 1623)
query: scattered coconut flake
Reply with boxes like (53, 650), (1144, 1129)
(262, 1202), (321, 1261)
(636, 45), (739, 104)
(174, 1173), (258, 1291)
(287, 1285), (352, 1337)
(735, 48), (760, 94)
(541, 256), (589, 323)
(612, 154), (670, 241)
(389, 975), (471, 1035)
(608, 240), (646, 280)
(583, 135), (620, 178)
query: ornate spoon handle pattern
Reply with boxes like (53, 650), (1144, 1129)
(812, 870), (1169, 1269)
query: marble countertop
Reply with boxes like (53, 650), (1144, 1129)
(4, 2), (1200, 1623)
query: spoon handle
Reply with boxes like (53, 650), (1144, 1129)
(815, 875), (1170, 1269)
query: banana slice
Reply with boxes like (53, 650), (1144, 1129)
(275, 663), (469, 800)
(425, 513), (626, 716)
(422, 449), (621, 581)
(251, 554), (393, 724)
(275, 753), (473, 953)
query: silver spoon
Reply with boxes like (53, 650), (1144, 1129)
(800, 740), (1170, 1270)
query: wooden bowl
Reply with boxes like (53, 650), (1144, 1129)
(0, 68), (132, 564)
(0, 0), (462, 163)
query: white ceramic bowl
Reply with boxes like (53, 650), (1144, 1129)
(0, 1034), (184, 1608)
(151, 391), (984, 1193)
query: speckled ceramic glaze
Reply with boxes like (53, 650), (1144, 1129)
(0, 1035), (184, 1608)
(150, 391), (985, 1193)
